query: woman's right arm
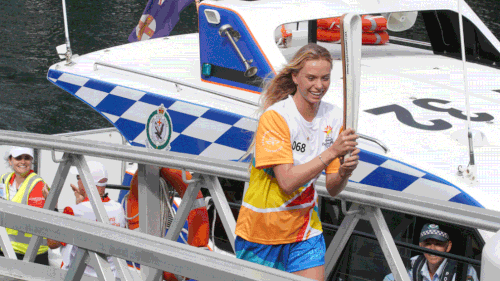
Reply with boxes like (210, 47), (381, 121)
(273, 129), (358, 195)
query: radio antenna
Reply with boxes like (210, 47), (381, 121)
(456, 0), (477, 184)
(61, 0), (73, 65)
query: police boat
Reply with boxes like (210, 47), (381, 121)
(41, 0), (500, 280)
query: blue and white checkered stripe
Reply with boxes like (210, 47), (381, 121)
(420, 229), (449, 240)
(48, 69), (256, 161)
(47, 69), (482, 209)
(351, 150), (482, 208)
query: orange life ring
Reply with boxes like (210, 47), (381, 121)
(317, 15), (387, 32)
(317, 28), (340, 42)
(126, 168), (210, 280)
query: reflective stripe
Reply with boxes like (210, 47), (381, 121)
(20, 175), (42, 205)
(0, 174), (7, 199)
(375, 33), (382, 45)
(1, 173), (14, 200)
(329, 21), (337, 30)
(367, 17), (377, 31)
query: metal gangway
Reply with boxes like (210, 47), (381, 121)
(0, 129), (500, 281)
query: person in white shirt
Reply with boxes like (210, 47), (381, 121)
(47, 161), (126, 279)
(383, 224), (479, 281)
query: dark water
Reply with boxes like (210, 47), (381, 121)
(0, 0), (498, 135)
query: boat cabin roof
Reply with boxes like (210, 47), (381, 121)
(200, 0), (500, 71)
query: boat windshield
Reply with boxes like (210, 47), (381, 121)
(274, 10), (500, 68)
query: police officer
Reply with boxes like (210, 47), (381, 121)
(384, 224), (479, 281)
(0, 146), (50, 265)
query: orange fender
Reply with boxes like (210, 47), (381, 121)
(361, 31), (390, 45)
(317, 15), (387, 32)
(317, 28), (340, 42)
(126, 168), (210, 280)
(361, 15), (388, 32)
(317, 28), (389, 45)
(317, 17), (340, 30)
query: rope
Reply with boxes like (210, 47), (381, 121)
(122, 176), (174, 232)
(159, 177), (176, 239)
(205, 196), (217, 253)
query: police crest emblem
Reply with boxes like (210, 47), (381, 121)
(146, 104), (172, 150)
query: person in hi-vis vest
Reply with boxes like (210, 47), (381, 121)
(0, 146), (50, 265)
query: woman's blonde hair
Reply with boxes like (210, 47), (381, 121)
(260, 43), (333, 112)
(245, 43), (333, 170)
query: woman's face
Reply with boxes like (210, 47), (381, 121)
(292, 59), (331, 106)
(9, 154), (33, 177)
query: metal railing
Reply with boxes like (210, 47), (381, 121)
(0, 129), (309, 281)
(1, 129), (500, 280)
(93, 61), (260, 107)
(358, 133), (389, 153)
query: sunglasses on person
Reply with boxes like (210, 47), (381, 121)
(14, 155), (33, 161)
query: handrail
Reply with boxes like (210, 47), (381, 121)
(317, 178), (500, 233)
(55, 127), (117, 137)
(0, 199), (308, 281)
(1, 129), (500, 232)
(389, 36), (432, 47)
(0, 129), (249, 181)
(358, 133), (389, 153)
(93, 61), (259, 107)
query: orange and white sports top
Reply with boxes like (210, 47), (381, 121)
(235, 96), (342, 245)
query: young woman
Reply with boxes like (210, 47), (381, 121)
(235, 43), (360, 280)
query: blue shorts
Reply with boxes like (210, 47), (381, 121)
(235, 234), (326, 273)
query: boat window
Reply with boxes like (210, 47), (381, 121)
(275, 11), (500, 69)
(274, 21), (315, 61)
(421, 10), (500, 68)
(321, 198), (483, 281)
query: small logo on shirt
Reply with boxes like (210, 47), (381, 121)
(262, 130), (284, 153)
(322, 125), (334, 148)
